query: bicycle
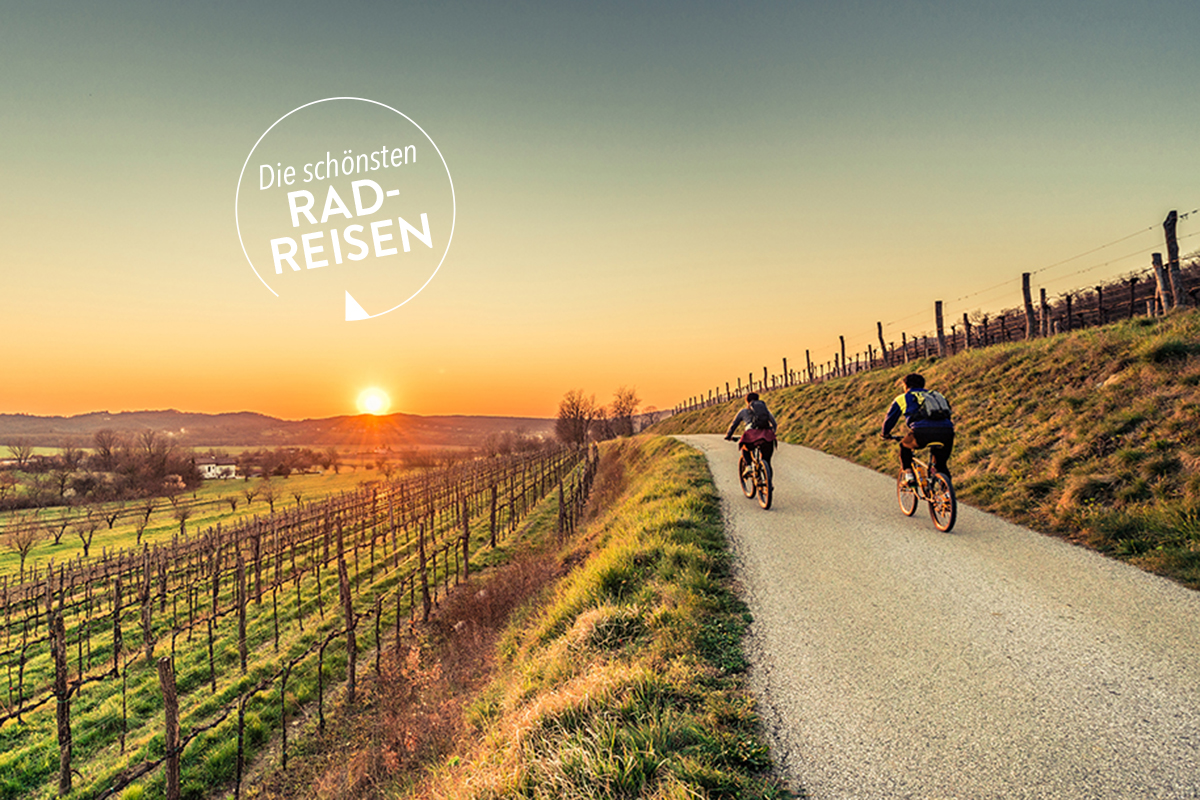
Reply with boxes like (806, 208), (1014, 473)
(728, 437), (772, 509)
(886, 435), (956, 532)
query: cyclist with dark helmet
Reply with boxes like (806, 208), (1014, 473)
(725, 392), (778, 486)
(881, 373), (954, 485)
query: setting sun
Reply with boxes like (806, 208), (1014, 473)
(356, 387), (391, 416)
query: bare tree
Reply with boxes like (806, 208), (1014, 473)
(103, 502), (124, 529)
(324, 446), (342, 474)
(243, 486), (258, 506)
(59, 445), (84, 471)
(74, 508), (101, 559)
(259, 479), (278, 514)
(610, 386), (641, 437)
(556, 390), (601, 447)
(0, 472), (17, 504)
(4, 513), (44, 575)
(92, 429), (123, 471)
(226, 494), (239, 512)
(6, 439), (35, 470)
(173, 505), (192, 537)
(48, 514), (72, 545)
(135, 499), (155, 546)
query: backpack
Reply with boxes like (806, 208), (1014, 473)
(749, 400), (772, 429)
(913, 390), (951, 422)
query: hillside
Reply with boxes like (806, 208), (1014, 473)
(654, 310), (1200, 589)
(0, 410), (555, 448)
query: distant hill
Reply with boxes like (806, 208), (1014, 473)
(0, 410), (556, 449)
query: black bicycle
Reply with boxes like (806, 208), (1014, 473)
(886, 435), (956, 532)
(728, 437), (772, 510)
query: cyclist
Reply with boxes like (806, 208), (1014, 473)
(724, 392), (778, 486)
(881, 373), (954, 485)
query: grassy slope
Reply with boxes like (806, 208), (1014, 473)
(655, 311), (1200, 589)
(407, 437), (788, 799)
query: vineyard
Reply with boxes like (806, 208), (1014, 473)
(0, 446), (598, 799)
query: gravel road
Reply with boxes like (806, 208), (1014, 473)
(680, 434), (1200, 799)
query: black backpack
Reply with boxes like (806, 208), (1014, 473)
(749, 400), (772, 429)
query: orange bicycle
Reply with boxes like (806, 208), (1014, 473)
(887, 436), (956, 532)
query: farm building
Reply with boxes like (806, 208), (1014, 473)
(195, 456), (238, 479)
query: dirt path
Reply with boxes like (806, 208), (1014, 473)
(681, 435), (1200, 799)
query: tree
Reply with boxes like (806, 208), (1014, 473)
(0, 472), (17, 505)
(74, 508), (101, 559)
(4, 513), (44, 575)
(324, 446), (342, 474)
(610, 386), (640, 437)
(555, 390), (601, 447)
(6, 439), (35, 470)
(59, 445), (84, 471)
(135, 499), (155, 546)
(259, 479), (278, 513)
(92, 429), (123, 471)
(173, 505), (192, 537)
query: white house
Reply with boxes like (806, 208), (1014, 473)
(195, 456), (238, 479)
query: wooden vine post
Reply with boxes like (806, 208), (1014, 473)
(158, 656), (181, 800)
(51, 612), (72, 796)
(338, 555), (356, 705)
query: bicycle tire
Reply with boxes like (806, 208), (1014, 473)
(739, 453), (756, 498)
(757, 455), (772, 510)
(928, 472), (957, 532)
(897, 471), (918, 516)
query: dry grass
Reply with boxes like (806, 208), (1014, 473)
(656, 310), (1200, 588)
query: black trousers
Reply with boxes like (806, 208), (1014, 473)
(899, 428), (954, 478)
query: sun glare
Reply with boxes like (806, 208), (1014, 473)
(356, 387), (391, 416)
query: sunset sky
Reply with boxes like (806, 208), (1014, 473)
(4, 1), (1199, 420)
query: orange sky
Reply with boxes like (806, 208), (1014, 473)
(3, 3), (1198, 420)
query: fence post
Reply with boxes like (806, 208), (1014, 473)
(1152, 253), (1169, 313)
(1039, 288), (1050, 337)
(1096, 285), (1106, 324)
(1127, 277), (1138, 319)
(1165, 210), (1183, 308)
(1023, 273), (1036, 338)
(876, 322), (888, 366)
(935, 301), (946, 357)
(158, 657), (181, 800)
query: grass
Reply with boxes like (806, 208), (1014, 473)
(398, 437), (790, 800)
(655, 309), (1200, 589)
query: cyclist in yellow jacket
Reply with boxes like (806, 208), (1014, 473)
(881, 373), (955, 485)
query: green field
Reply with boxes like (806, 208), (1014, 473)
(0, 470), (388, 578)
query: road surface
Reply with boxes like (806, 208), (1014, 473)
(680, 435), (1200, 799)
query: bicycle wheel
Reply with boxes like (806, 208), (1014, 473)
(928, 472), (957, 532)
(897, 471), (918, 516)
(756, 455), (772, 510)
(739, 453), (756, 498)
